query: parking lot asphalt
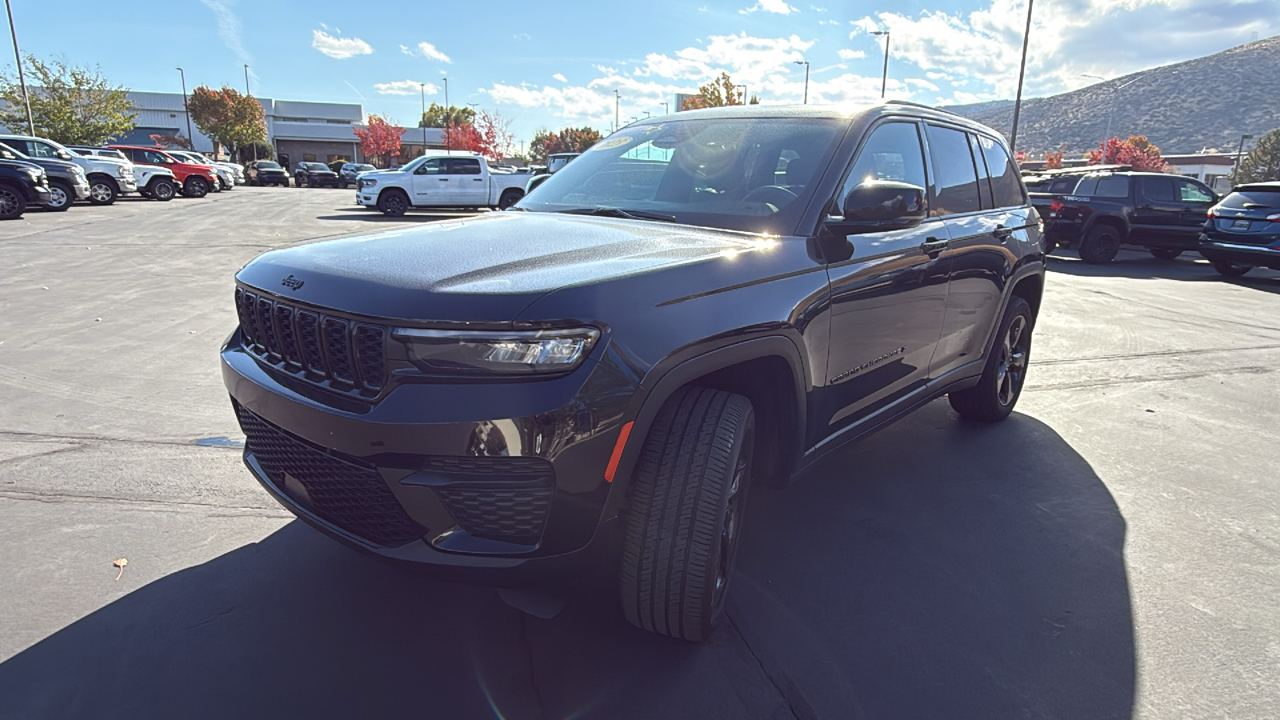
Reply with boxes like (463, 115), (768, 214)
(1, 188), (1277, 720)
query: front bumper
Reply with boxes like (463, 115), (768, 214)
(357, 189), (377, 206)
(221, 321), (636, 582)
(72, 179), (91, 200)
(1199, 235), (1280, 269)
(29, 185), (53, 205)
(118, 177), (138, 193)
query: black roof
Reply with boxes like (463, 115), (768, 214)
(629, 101), (1003, 139)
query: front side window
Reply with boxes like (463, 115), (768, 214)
(415, 159), (446, 175)
(143, 150), (170, 164)
(28, 141), (61, 158)
(520, 117), (847, 234)
(925, 124), (980, 216)
(1176, 179), (1214, 203)
(836, 121), (928, 214)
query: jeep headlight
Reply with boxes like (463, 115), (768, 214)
(393, 327), (599, 376)
(115, 165), (130, 178)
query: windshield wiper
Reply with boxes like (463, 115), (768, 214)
(553, 207), (677, 223)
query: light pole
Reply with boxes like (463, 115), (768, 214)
(793, 60), (810, 104)
(443, 76), (450, 150)
(1081, 74), (1140, 163)
(4, 0), (34, 135)
(244, 64), (256, 160)
(871, 31), (890, 99)
(614, 89), (620, 132)
(1234, 134), (1254, 182)
(420, 83), (428, 157)
(661, 101), (669, 115)
(1008, 0), (1033, 154)
(176, 67), (194, 148)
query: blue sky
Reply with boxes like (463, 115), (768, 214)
(5, 0), (1277, 145)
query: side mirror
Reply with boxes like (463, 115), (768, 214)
(828, 181), (928, 233)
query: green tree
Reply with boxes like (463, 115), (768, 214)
(419, 103), (475, 128)
(1235, 129), (1280, 183)
(186, 86), (267, 161)
(529, 126), (602, 163)
(0, 55), (136, 144)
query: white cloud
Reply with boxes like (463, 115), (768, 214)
(415, 41), (452, 63)
(200, 0), (251, 65)
(374, 80), (439, 95)
(553, 73), (567, 82)
(311, 29), (372, 59)
(740, 0), (798, 15)
(819, 19), (841, 26)
(837, 48), (866, 59)
(399, 44), (410, 55)
(811, 5), (828, 11)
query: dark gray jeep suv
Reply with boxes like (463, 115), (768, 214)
(222, 102), (1046, 640)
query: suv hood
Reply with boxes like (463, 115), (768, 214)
(236, 211), (771, 323)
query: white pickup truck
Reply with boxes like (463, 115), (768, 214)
(356, 151), (527, 216)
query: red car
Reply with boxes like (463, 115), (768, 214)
(107, 146), (218, 198)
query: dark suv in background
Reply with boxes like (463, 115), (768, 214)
(222, 103), (1046, 640)
(294, 161), (340, 188)
(1200, 181), (1280, 277)
(0, 146), (52, 219)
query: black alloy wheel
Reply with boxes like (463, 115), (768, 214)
(45, 181), (73, 211)
(1079, 225), (1122, 264)
(378, 189), (409, 217)
(150, 178), (176, 201)
(184, 176), (209, 198)
(949, 296), (1033, 422)
(498, 189), (523, 210)
(0, 185), (25, 219)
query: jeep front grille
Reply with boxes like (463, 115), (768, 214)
(235, 287), (387, 396)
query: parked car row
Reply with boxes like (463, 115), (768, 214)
(1025, 166), (1280, 277)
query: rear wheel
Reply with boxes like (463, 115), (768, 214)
(620, 387), (755, 641)
(498, 188), (523, 210)
(377, 189), (409, 217)
(149, 178), (176, 201)
(45, 181), (73, 211)
(87, 177), (118, 205)
(1149, 248), (1181, 260)
(1079, 225), (1121, 264)
(184, 176), (209, 198)
(0, 184), (25, 219)
(1211, 261), (1252, 278)
(949, 296), (1033, 422)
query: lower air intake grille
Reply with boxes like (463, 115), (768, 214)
(235, 405), (423, 547)
(435, 487), (553, 545)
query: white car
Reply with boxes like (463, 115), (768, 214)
(0, 135), (137, 205)
(68, 147), (180, 202)
(356, 151), (528, 216)
(170, 150), (242, 189)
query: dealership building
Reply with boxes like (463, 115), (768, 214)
(116, 91), (446, 166)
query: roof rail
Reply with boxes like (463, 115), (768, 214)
(1023, 164), (1132, 177)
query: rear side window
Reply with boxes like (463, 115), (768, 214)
(1076, 175), (1129, 198)
(448, 158), (482, 175)
(968, 134), (993, 209)
(1049, 177), (1077, 193)
(1219, 188), (1280, 209)
(925, 125), (980, 216)
(977, 136), (1026, 208)
(1141, 177), (1176, 202)
(837, 121), (928, 211)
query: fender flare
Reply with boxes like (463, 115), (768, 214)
(1081, 211), (1130, 239)
(85, 173), (119, 190)
(601, 334), (809, 519)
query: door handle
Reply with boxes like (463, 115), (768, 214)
(473, 178), (484, 181)
(438, 178), (449, 181)
(920, 237), (949, 256)
(994, 225), (1013, 242)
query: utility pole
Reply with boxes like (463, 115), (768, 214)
(794, 60), (810, 104)
(1008, 0), (1034, 154)
(614, 90), (620, 132)
(661, 101), (669, 115)
(244, 64), (257, 160)
(1234, 134), (1254, 182)
(443, 76), (450, 151)
(871, 31), (890, 99)
(420, 83), (428, 157)
(177, 68), (194, 149)
(4, 0), (34, 135)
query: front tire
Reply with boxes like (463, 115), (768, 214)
(620, 387), (755, 641)
(377, 189), (409, 217)
(1211, 261), (1252, 278)
(0, 184), (25, 219)
(149, 178), (176, 202)
(1079, 225), (1121, 264)
(184, 176), (209, 198)
(87, 177), (118, 205)
(949, 296), (1033, 422)
(45, 181), (73, 211)
(1149, 248), (1181, 260)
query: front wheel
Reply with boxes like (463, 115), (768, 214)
(45, 181), (73, 211)
(377, 189), (409, 217)
(0, 184), (25, 219)
(184, 176), (209, 198)
(1211, 261), (1252, 278)
(1079, 225), (1121, 264)
(620, 387), (755, 641)
(949, 296), (1033, 422)
(149, 178), (176, 201)
(1149, 248), (1182, 260)
(87, 177), (118, 205)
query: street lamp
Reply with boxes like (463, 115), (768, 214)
(243, 64), (256, 160)
(443, 76), (450, 151)
(614, 89), (620, 132)
(177, 68), (194, 149)
(1081, 74), (1141, 163)
(1008, 0), (1033, 153)
(1234, 134), (1254, 182)
(793, 60), (810, 104)
(661, 101), (669, 115)
(4, 0), (35, 135)
(871, 31), (890, 99)
(420, 83), (428, 156)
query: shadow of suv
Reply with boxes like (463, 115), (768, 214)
(221, 102), (1047, 640)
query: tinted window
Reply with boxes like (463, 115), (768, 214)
(448, 158), (482, 175)
(257, 162), (280, 169)
(1219, 188), (1280, 209)
(0, 139), (31, 155)
(1141, 177), (1176, 202)
(27, 141), (61, 158)
(415, 159), (446, 175)
(837, 122), (928, 212)
(1049, 177), (1078, 193)
(978, 136), (1026, 208)
(1175, 179), (1213, 203)
(925, 125), (980, 216)
(968, 133), (993, 209)
(143, 150), (170, 164)
(1077, 175), (1129, 198)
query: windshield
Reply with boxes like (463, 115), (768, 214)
(351, 164), (375, 172)
(519, 117), (846, 234)
(1220, 188), (1280, 210)
(258, 162), (281, 169)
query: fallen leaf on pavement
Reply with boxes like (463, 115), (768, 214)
(113, 558), (128, 581)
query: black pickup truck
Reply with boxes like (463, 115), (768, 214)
(1035, 170), (1219, 263)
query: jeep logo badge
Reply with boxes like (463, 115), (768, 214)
(281, 274), (305, 291)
